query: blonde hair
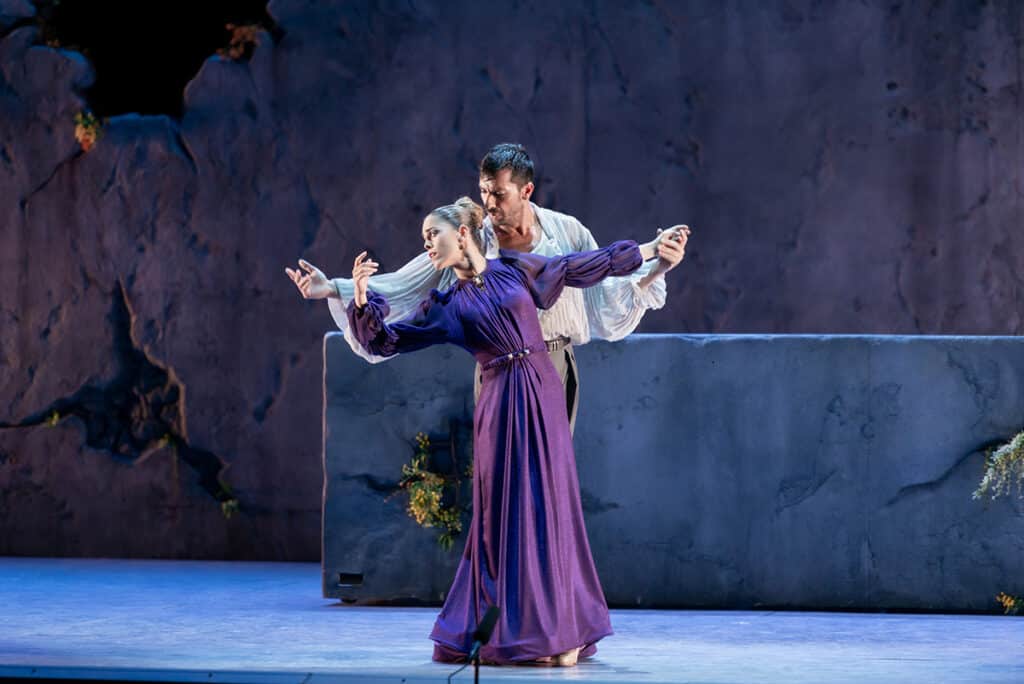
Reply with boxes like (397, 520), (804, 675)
(429, 196), (485, 249)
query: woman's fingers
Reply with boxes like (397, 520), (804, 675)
(657, 240), (685, 263)
(353, 253), (380, 296)
(353, 260), (378, 274)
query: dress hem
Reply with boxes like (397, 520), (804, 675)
(430, 626), (614, 664)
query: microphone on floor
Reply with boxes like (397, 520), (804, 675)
(448, 605), (501, 683)
(467, 605), (500, 662)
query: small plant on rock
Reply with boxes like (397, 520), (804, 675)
(220, 498), (240, 520)
(397, 432), (466, 551)
(218, 24), (262, 61)
(973, 430), (1024, 501)
(997, 592), (1022, 615)
(972, 430), (1023, 617)
(73, 110), (102, 152)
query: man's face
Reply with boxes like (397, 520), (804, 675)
(479, 169), (533, 233)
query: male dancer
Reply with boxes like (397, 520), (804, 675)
(287, 143), (689, 430)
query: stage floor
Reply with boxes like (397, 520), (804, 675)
(0, 559), (1021, 684)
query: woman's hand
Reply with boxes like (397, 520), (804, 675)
(637, 225), (690, 290)
(652, 224), (690, 274)
(352, 251), (379, 309)
(286, 259), (336, 300)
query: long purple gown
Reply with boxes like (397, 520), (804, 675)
(347, 241), (642, 664)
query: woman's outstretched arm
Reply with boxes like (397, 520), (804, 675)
(347, 252), (460, 359)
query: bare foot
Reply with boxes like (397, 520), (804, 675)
(554, 647), (581, 667)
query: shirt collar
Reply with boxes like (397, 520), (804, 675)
(482, 202), (550, 255)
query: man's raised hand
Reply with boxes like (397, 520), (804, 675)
(286, 259), (335, 300)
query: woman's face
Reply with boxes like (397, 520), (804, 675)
(422, 216), (463, 270)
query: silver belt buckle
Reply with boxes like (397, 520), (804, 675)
(544, 336), (570, 353)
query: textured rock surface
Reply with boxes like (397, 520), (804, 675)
(0, 0), (33, 32)
(323, 333), (1024, 610)
(1, 1), (1023, 560)
(322, 336), (476, 602)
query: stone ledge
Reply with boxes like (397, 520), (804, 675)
(322, 332), (1024, 609)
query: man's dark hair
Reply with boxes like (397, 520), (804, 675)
(479, 143), (534, 186)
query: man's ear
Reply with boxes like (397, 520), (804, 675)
(521, 181), (535, 201)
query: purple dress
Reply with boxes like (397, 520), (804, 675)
(348, 241), (642, 663)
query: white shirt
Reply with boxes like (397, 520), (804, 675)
(327, 203), (666, 362)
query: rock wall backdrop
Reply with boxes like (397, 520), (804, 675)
(0, 0), (1022, 561)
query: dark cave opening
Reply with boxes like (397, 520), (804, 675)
(31, 0), (280, 119)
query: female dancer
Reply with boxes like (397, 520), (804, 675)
(346, 197), (666, 666)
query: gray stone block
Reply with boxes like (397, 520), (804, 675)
(321, 332), (476, 602)
(323, 332), (1024, 609)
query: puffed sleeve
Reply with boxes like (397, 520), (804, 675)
(346, 289), (460, 359)
(502, 240), (643, 310)
(327, 251), (457, 363)
(560, 216), (667, 341)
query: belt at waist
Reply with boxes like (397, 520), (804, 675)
(544, 336), (571, 353)
(481, 343), (547, 370)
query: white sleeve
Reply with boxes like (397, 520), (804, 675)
(326, 251), (449, 363)
(567, 219), (666, 342)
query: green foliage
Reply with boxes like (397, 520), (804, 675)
(218, 24), (262, 61)
(73, 110), (102, 151)
(973, 430), (1024, 501)
(220, 498), (240, 520)
(972, 432), (1023, 616)
(996, 592), (1021, 615)
(397, 432), (467, 551)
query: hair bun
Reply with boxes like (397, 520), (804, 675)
(455, 196), (484, 230)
